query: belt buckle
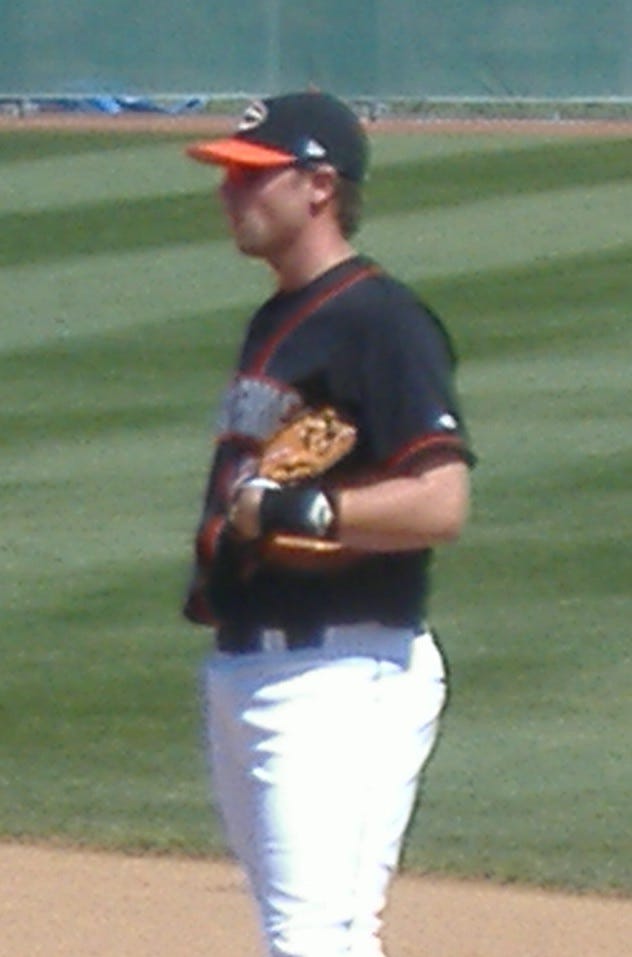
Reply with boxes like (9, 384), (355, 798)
(260, 629), (289, 653)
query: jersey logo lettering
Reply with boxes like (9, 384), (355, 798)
(216, 375), (302, 442)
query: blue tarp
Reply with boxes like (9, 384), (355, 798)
(1, 94), (208, 115)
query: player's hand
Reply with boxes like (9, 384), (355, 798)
(228, 477), (337, 543)
(227, 478), (278, 541)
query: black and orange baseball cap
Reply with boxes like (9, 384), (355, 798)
(186, 91), (368, 183)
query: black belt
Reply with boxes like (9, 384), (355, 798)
(216, 619), (422, 655)
(216, 622), (326, 654)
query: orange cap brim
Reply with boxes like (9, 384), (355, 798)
(186, 138), (295, 168)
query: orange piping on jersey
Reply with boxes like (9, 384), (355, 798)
(195, 514), (225, 564)
(214, 432), (262, 455)
(249, 263), (382, 375)
(385, 432), (469, 473)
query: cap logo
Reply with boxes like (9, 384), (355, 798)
(303, 138), (327, 160)
(238, 100), (268, 132)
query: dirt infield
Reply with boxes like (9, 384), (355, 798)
(1, 110), (631, 138)
(1, 843), (630, 957)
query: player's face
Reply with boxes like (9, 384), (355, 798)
(218, 163), (315, 260)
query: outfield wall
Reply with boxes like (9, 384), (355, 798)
(1, 0), (631, 100)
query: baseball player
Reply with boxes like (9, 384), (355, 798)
(184, 91), (474, 957)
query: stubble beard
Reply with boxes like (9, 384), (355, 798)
(231, 215), (297, 265)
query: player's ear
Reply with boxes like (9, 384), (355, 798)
(308, 164), (338, 209)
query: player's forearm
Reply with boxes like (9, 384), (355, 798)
(336, 461), (470, 552)
(228, 457), (470, 551)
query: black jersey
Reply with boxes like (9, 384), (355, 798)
(193, 256), (474, 647)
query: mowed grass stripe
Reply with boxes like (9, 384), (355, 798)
(368, 130), (570, 165)
(363, 178), (632, 280)
(0, 240), (269, 353)
(3, 131), (630, 216)
(1, 309), (240, 450)
(0, 141), (212, 215)
(3, 251), (627, 503)
(5, 243), (628, 586)
(7, 351), (627, 528)
(0, 129), (186, 165)
(4, 430), (203, 556)
(0, 129), (573, 215)
(410, 691), (630, 886)
(365, 136), (632, 218)
(462, 355), (630, 501)
(0, 191), (225, 267)
(3, 179), (630, 354)
(4, 240), (626, 367)
(422, 243), (632, 359)
(3, 136), (630, 266)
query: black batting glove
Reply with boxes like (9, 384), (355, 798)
(259, 486), (337, 539)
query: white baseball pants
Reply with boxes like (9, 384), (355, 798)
(202, 625), (447, 957)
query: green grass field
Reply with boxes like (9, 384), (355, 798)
(1, 126), (630, 893)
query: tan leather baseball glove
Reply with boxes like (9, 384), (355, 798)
(256, 405), (358, 570)
(258, 405), (357, 484)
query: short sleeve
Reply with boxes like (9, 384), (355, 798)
(338, 281), (474, 471)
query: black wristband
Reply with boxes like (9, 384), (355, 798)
(259, 486), (337, 539)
